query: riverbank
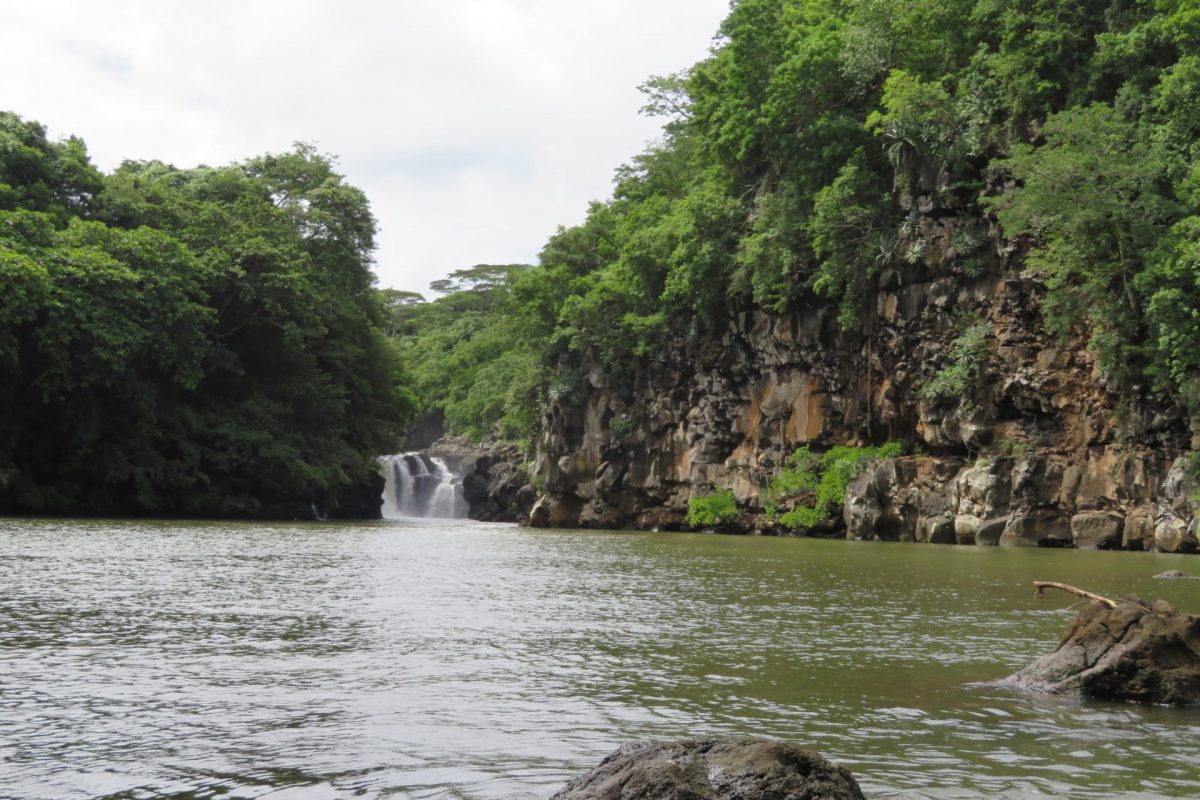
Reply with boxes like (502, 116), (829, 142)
(521, 448), (1200, 555)
(410, 437), (1200, 554)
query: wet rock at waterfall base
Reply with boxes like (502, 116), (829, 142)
(1000, 598), (1200, 705)
(428, 437), (534, 523)
(551, 737), (865, 800)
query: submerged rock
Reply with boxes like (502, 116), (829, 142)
(1154, 570), (1192, 579)
(551, 737), (865, 800)
(1001, 597), (1200, 705)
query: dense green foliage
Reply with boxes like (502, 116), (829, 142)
(763, 442), (904, 529)
(686, 488), (739, 528)
(920, 321), (993, 405)
(0, 113), (411, 516)
(401, 0), (1200, 446)
(385, 264), (547, 443)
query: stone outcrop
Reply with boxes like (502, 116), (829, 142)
(1001, 597), (1200, 705)
(837, 452), (1195, 550)
(1071, 511), (1125, 550)
(528, 213), (1198, 551)
(403, 409), (445, 450)
(551, 737), (865, 800)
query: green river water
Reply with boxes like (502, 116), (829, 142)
(1, 517), (1199, 799)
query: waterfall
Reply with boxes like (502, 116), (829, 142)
(378, 453), (468, 519)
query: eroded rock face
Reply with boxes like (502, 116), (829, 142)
(551, 737), (865, 800)
(1071, 511), (1124, 550)
(1001, 598), (1200, 705)
(1000, 508), (1072, 547)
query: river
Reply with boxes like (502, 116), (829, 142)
(2, 518), (1198, 799)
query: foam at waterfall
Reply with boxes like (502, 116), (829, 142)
(378, 453), (468, 519)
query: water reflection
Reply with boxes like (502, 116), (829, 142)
(2, 518), (1199, 799)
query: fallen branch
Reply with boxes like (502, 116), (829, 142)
(1033, 581), (1119, 609)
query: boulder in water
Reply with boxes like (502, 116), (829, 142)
(1154, 570), (1192, 579)
(1002, 591), (1200, 705)
(551, 737), (865, 800)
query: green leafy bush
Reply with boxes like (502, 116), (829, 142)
(985, 103), (1181, 395)
(950, 228), (982, 258)
(995, 436), (1034, 459)
(919, 321), (992, 405)
(608, 414), (636, 440)
(808, 152), (891, 329)
(0, 120), (413, 516)
(764, 442), (904, 531)
(960, 257), (986, 279)
(546, 371), (583, 407)
(686, 488), (739, 528)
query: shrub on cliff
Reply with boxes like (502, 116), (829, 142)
(765, 442), (904, 530)
(686, 489), (739, 528)
(919, 320), (992, 406)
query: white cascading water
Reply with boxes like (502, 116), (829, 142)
(378, 453), (468, 519)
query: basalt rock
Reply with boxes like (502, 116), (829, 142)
(999, 508), (1072, 547)
(551, 737), (865, 800)
(1001, 597), (1200, 705)
(974, 515), (1009, 546)
(529, 209), (1196, 549)
(530, 494), (585, 528)
(1071, 511), (1125, 550)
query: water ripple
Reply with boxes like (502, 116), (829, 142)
(2, 519), (1200, 799)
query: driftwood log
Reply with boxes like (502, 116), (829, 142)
(1032, 581), (1120, 608)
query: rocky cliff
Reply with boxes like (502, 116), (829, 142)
(530, 223), (1200, 553)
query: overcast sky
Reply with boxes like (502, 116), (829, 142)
(1, 1), (729, 295)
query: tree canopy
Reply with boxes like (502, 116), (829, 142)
(0, 119), (412, 516)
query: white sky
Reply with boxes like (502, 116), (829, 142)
(1, 1), (729, 295)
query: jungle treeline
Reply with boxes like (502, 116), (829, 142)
(8, 0), (1200, 516)
(0, 114), (412, 516)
